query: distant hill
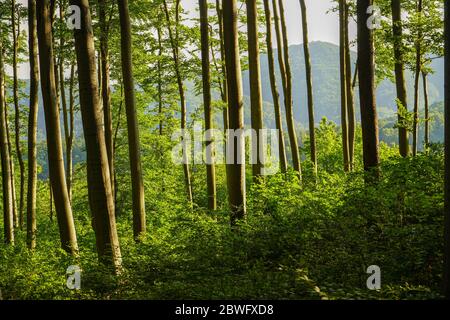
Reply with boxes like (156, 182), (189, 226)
(242, 41), (444, 127)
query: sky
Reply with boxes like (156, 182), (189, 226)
(14, 0), (353, 78)
(181, 0), (356, 46)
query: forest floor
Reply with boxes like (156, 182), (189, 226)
(0, 144), (445, 300)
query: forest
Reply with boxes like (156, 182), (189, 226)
(0, 0), (449, 301)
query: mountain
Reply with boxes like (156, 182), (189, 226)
(242, 41), (444, 127)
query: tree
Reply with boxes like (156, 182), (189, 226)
(199, 0), (217, 210)
(262, 0), (287, 173)
(215, 0), (229, 131)
(299, 0), (317, 176)
(391, 0), (409, 157)
(118, 0), (146, 240)
(11, 0), (25, 228)
(223, 0), (246, 224)
(412, 0), (422, 156)
(26, 0), (39, 250)
(344, 0), (355, 169)
(339, 0), (350, 172)
(357, 0), (380, 175)
(70, 0), (122, 271)
(273, 0), (302, 180)
(246, 0), (264, 179)
(162, 0), (193, 206)
(0, 41), (14, 245)
(36, 0), (78, 255)
(99, 0), (115, 198)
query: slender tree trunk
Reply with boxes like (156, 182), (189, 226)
(11, 0), (25, 229)
(223, 0), (246, 225)
(391, 0), (409, 157)
(357, 0), (380, 176)
(0, 44), (14, 245)
(299, 0), (317, 176)
(27, 0), (39, 250)
(443, 0), (450, 298)
(36, 0), (78, 255)
(199, 0), (217, 210)
(413, 0), (423, 156)
(339, 0), (350, 172)
(162, 0), (193, 206)
(67, 63), (75, 201)
(273, 0), (302, 180)
(215, 0), (229, 131)
(262, 0), (287, 173)
(344, 2), (355, 170)
(70, 0), (122, 271)
(117, 0), (146, 240)
(6, 116), (18, 229)
(422, 72), (429, 148)
(246, 0), (265, 179)
(157, 26), (163, 136)
(99, 0), (115, 198)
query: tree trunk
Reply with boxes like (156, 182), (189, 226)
(26, 0), (39, 250)
(223, 0), (246, 225)
(246, 0), (264, 179)
(0, 43), (14, 245)
(157, 25), (163, 136)
(162, 0), (193, 206)
(262, 0), (287, 173)
(99, 0), (115, 198)
(345, 1), (356, 170)
(199, 0), (217, 210)
(69, 0), (122, 271)
(391, 0), (409, 157)
(273, 0), (302, 180)
(215, 0), (229, 131)
(11, 0), (25, 229)
(299, 0), (317, 176)
(36, 0), (78, 255)
(357, 0), (380, 176)
(339, 0), (350, 172)
(118, 0), (147, 240)
(412, 0), (423, 156)
(422, 72), (429, 148)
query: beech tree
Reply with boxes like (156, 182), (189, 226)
(357, 0), (380, 175)
(36, 0), (78, 255)
(26, 0), (39, 250)
(118, 0), (146, 240)
(223, 0), (246, 224)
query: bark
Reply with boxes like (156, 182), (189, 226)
(11, 0), (25, 228)
(199, 0), (217, 210)
(412, 0), (423, 156)
(423, 72), (429, 147)
(99, 0), (115, 197)
(357, 0), (380, 176)
(246, 0), (264, 179)
(215, 0), (229, 131)
(157, 26), (163, 136)
(273, 0), (302, 180)
(339, 0), (350, 172)
(345, 1), (356, 170)
(262, 0), (287, 173)
(70, 0), (122, 271)
(223, 0), (246, 224)
(118, 0), (147, 240)
(36, 0), (78, 255)
(299, 0), (317, 175)
(0, 43), (14, 245)
(162, 0), (193, 206)
(26, 0), (39, 250)
(391, 0), (409, 157)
